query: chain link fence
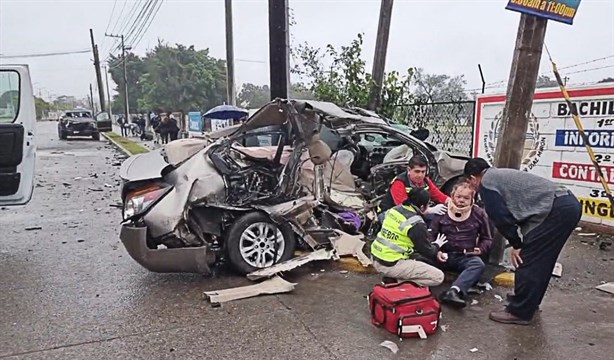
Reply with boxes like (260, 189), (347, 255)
(394, 100), (476, 156)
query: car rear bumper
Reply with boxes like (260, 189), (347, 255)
(119, 223), (213, 274)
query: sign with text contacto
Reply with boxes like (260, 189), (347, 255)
(505, 0), (581, 25)
(473, 84), (614, 227)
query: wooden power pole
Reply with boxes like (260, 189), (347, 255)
(268, 0), (290, 100)
(368, 0), (394, 111)
(225, 0), (236, 105)
(490, 13), (548, 264)
(90, 29), (106, 112)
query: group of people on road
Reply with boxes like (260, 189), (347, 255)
(371, 154), (582, 326)
(116, 112), (181, 145)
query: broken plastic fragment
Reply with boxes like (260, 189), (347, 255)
(380, 341), (399, 354)
(494, 294), (503, 302)
(440, 324), (449, 332)
(203, 275), (297, 305)
(470, 299), (479, 306)
(470, 348), (478, 353)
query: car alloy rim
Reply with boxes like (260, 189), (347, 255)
(239, 222), (285, 268)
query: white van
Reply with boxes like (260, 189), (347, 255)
(0, 65), (36, 206)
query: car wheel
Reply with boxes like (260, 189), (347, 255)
(226, 212), (296, 275)
(92, 132), (100, 141)
(59, 130), (67, 140)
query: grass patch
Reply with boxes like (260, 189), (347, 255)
(104, 132), (149, 155)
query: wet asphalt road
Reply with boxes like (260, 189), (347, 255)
(1, 121), (613, 359)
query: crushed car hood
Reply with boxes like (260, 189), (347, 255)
(119, 149), (172, 182)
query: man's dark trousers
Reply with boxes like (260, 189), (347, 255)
(507, 192), (582, 320)
(442, 254), (485, 294)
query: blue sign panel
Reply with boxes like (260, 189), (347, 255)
(505, 0), (581, 25)
(188, 111), (202, 132)
(555, 129), (614, 148)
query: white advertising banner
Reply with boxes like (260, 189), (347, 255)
(473, 84), (614, 227)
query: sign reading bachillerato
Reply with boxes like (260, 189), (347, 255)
(473, 84), (614, 227)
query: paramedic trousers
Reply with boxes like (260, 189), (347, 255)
(373, 258), (444, 287)
(506, 191), (582, 320)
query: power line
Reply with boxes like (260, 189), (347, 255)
(464, 54), (614, 93)
(125, 0), (158, 46)
(129, 0), (165, 50)
(123, 0), (156, 44)
(0, 49), (90, 59)
(104, 0), (119, 34)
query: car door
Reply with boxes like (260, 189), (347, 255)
(95, 111), (112, 132)
(0, 65), (36, 206)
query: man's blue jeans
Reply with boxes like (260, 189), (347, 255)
(441, 254), (485, 295)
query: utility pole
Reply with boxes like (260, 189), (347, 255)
(268, 0), (289, 100)
(225, 0), (236, 105)
(105, 33), (130, 123)
(491, 13), (548, 264)
(103, 65), (113, 117)
(368, 0), (394, 111)
(90, 29), (106, 112)
(89, 83), (95, 111)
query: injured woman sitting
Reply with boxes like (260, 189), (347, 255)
(428, 179), (493, 308)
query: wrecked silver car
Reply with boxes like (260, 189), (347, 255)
(118, 99), (468, 275)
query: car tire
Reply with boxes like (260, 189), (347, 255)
(226, 212), (296, 275)
(59, 130), (67, 140)
(92, 132), (100, 141)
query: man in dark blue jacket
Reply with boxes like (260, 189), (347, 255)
(464, 158), (582, 325)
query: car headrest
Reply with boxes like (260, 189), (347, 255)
(308, 134), (332, 165)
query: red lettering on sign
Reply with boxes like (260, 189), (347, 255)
(552, 162), (614, 184)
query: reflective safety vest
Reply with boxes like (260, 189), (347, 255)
(371, 204), (424, 263)
(378, 171), (430, 213)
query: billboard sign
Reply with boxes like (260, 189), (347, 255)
(473, 84), (614, 226)
(505, 0), (582, 25)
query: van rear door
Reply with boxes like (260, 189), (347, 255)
(0, 65), (36, 206)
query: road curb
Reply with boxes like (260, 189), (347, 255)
(101, 132), (136, 156)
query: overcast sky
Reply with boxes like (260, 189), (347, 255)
(1, 0), (613, 100)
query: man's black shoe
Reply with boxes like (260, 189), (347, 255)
(440, 288), (467, 308)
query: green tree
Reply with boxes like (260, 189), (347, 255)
(34, 96), (50, 120)
(237, 82), (316, 108)
(138, 41), (227, 113)
(292, 33), (414, 120)
(412, 68), (469, 102)
(107, 53), (146, 115)
(535, 75), (559, 89)
(237, 83), (271, 108)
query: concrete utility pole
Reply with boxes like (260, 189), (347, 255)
(103, 65), (113, 117)
(90, 29), (106, 112)
(491, 13), (548, 264)
(89, 83), (95, 111)
(105, 33), (131, 123)
(368, 0), (394, 111)
(268, 0), (290, 100)
(225, 0), (236, 105)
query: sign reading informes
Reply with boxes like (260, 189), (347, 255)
(505, 0), (582, 25)
(473, 84), (614, 227)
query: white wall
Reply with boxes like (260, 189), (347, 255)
(474, 83), (614, 227)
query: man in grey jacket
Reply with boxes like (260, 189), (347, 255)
(464, 158), (582, 325)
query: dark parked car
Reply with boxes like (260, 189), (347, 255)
(57, 110), (99, 140)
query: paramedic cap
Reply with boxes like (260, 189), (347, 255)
(404, 188), (431, 209)
(464, 157), (491, 177)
